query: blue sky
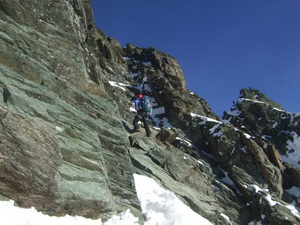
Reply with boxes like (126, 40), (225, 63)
(92, 0), (300, 116)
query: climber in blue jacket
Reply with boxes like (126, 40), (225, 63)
(132, 93), (152, 137)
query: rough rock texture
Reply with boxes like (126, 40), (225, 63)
(0, 0), (141, 221)
(0, 1), (300, 225)
(0, 104), (62, 207)
(124, 44), (218, 126)
(243, 137), (283, 198)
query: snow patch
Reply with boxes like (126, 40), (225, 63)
(243, 133), (252, 139)
(133, 174), (213, 225)
(142, 61), (152, 66)
(152, 106), (165, 115)
(104, 210), (139, 225)
(109, 81), (130, 91)
(248, 219), (263, 225)
(250, 185), (269, 193)
(0, 200), (138, 225)
(238, 98), (286, 112)
(152, 116), (173, 129)
(266, 194), (277, 207)
(286, 186), (300, 200)
(190, 113), (222, 125)
(55, 126), (63, 132)
(197, 160), (204, 165)
(221, 173), (235, 187)
(290, 113), (300, 126)
(268, 197), (300, 219)
(282, 131), (300, 169)
(208, 124), (223, 138)
(238, 98), (265, 105)
(272, 121), (278, 128)
(129, 107), (137, 112)
(209, 124), (221, 136)
(150, 104), (173, 128)
(220, 213), (233, 225)
(175, 137), (193, 147)
(226, 108), (241, 117)
(130, 72), (139, 77)
(0, 174), (218, 225)
(273, 107), (285, 112)
(248, 185), (300, 219)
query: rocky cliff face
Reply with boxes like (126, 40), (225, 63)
(0, 1), (299, 224)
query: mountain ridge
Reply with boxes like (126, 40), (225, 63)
(0, 1), (300, 224)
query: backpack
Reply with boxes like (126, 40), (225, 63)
(139, 96), (152, 112)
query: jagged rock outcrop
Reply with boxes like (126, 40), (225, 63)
(0, 1), (299, 225)
(0, 0), (142, 221)
(124, 44), (219, 149)
(243, 137), (283, 198)
(223, 88), (300, 154)
(124, 44), (218, 126)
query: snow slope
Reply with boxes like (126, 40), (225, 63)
(0, 174), (213, 225)
(134, 174), (213, 225)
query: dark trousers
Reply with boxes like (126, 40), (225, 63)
(133, 110), (151, 137)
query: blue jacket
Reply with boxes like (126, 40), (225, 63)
(134, 98), (141, 111)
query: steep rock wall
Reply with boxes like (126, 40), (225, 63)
(0, 1), (299, 225)
(0, 0), (142, 221)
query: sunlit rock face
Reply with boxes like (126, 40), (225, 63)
(1, 1), (299, 224)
